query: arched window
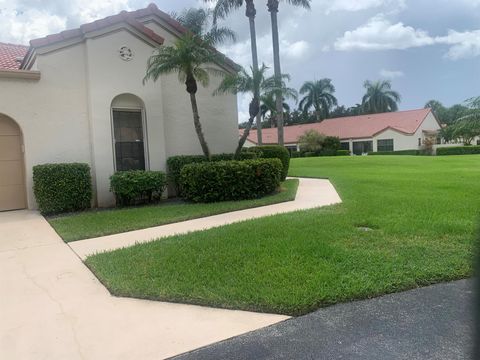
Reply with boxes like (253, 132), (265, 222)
(111, 94), (148, 171)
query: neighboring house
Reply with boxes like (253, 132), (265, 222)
(241, 108), (465, 153)
(0, 4), (238, 211)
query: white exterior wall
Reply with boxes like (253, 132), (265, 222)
(0, 23), (238, 209)
(0, 45), (91, 209)
(373, 112), (442, 152)
(83, 30), (168, 207)
(373, 130), (417, 151)
(146, 22), (237, 158)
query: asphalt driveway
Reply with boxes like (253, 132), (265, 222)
(174, 279), (474, 360)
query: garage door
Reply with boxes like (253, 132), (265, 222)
(0, 115), (26, 211)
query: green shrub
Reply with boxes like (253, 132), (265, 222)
(368, 150), (420, 156)
(323, 136), (341, 151)
(167, 152), (257, 194)
(437, 146), (480, 156)
(336, 150), (350, 156)
(248, 145), (290, 180)
(110, 170), (167, 206)
(180, 159), (282, 203)
(290, 150), (302, 158)
(318, 149), (337, 157)
(33, 163), (92, 215)
(298, 149), (349, 158)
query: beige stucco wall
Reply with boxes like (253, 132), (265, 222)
(145, 20), (238, 158)
(83, 30), (168, 207)
(0, 22), (238, 209)
(0, 44), (91, 209)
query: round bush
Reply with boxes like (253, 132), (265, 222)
(167, 152), (257, 195)
(110, 170), (167, 206)
(33, 163), (92, 215)
(179, 159), (282, 203)
(248, 145), (290, 181)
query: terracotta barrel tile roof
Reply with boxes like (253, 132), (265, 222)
(241, 108), (434, 144)
(0, 42), (29, 70)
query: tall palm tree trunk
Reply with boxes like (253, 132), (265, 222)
(268, 0), (284, 146)
(235, 97), (259, 157)
(189, 92), (211, 159)
(246, 2), (263, 145)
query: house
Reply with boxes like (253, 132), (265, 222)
(0, 4), (238, 211)
(241, 108), (459, 154)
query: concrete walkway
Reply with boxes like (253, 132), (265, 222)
(70, 177), (341, 259)
(174, 279), (474, 360)
(0, 210), (289, 360)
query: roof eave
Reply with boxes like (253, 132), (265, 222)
(0, 69), (41, 80)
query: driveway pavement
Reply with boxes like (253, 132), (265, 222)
(174, 279), (474, 360)
(0, 210), (288, 360)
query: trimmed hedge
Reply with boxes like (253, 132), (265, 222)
(110, 170), (167, 206)
(292, 149), (350, 158)
(247, 145), (290, 180)
(437, 146), (480, 156)
(180, 159), (282, 203)
(33, 163), (92, 215)
(368, 150), (420, 156)
(167, 152), (257, 194)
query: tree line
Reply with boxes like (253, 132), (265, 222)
(431, 97), (480, 145)
(239, 78), (402, 129)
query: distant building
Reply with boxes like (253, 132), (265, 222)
(241, 108), (475, 154)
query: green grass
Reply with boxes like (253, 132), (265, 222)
(86, 156), (480, 315)
(49, 179), (299, 242)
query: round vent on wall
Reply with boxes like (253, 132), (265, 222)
(119, 46), (134, 61)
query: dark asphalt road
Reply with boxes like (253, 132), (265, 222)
(173, 279), (474, 360)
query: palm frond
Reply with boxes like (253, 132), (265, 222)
(210, 0), (244, 23)
(282, 0), (312, 9)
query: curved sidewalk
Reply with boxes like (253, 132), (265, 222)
(0, 210), (290, 360)
(70, 177), (342, 259)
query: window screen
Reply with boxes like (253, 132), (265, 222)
(113, 110), (145, 171)
(377, 139), (394, 152)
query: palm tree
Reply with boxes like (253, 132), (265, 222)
(207, 0), (264, 145)
(298, 79), (338, 122)
(215, 64), (296, 155)
(144, 33), (225, 159)
(362, 80), (401, 114)
(172, 7), (236, 45)
(267, 0), (311, 145)
(260, 92), (290, 127)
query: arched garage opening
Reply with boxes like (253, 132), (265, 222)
(0, 114), (26, 211)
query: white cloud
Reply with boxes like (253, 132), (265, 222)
(379, 69), (404, 79)
(283, 40), (310, 59)
(0, 7), (66, 44)
(437, 29), (480, 60)
(334, 15), (434, 51)
(333, 14), (480, 60)
(0, 0), (134, 44)
(320, 0), (406, 13)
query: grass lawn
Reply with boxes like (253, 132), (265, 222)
(86, 156), (480, 315)
(50, 179), (299, 242)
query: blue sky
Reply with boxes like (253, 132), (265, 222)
(1, 0), (479, 122)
